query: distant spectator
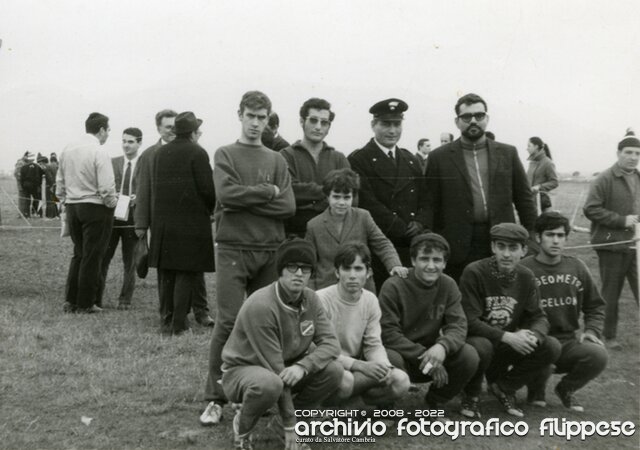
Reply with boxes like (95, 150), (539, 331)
(526, 137), (558, 212)
(44, 154), (60, 217)
(37, 154), (58, 218)
(415, 138), (430, 174)
(263, 111), (290, 151)
(13, 151), (31, 217)
(583, 128), (640, 350)
(440, 132), (454, 145)
(20, 152), (44, 217)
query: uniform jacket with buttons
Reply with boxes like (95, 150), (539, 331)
(424, 138), (536, 265)
(348, 138), (427, 247)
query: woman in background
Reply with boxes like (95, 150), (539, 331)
(527, 137), (558, 212)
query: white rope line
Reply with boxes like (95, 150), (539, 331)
(0, 185), (32, 226)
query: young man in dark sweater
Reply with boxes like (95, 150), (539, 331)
(460, 223), (561, 418)
(221, 239), (342, 450)
(521, 212), (607, 412)
(378, 233), (479, 415)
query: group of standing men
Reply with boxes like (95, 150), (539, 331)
(54, 90), (637, 449)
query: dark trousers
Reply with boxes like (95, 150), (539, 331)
(157, 270), (209, 322)
(387, 344), (479, 403)
(222, 361), (343, 434)
(465, 335), (561, 396)
(65, 203), (114, 309)
(205, 247), (278, 402)
(158, 269), (204, 334)
(17, 184), (30, 217)
(596, 250), (639, 340)
(527, 338), (608, 395)
(96, 218), (137, 307)
(445, 223), (492, 283)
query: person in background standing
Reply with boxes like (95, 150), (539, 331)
(583, 128), (640, 350)
(526, 136), (558, 212)
(415, 138), (430, 174)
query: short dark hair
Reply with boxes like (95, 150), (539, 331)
(85, 112), (109, 134)
(268, 112), (280, 129)
(322, 168), (360, 196)
(123, 127), (143, 142)
(534, 211), (570, 236)
(239, 90), (272, 115)
(443, 132), (454, 142)
(455, 93), (488, 116)
(299, 98), (335, 122)
(410, 235), (450, 261)
(529, 136), (552, 159)
(485, 131), (495, 140)
(334, 242), (372, 270)
(417, 138), (429, 148)
(155, 109), (178, 127)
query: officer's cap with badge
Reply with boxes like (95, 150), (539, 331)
(370, 98), (409, 121)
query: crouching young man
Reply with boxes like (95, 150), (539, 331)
(521, 212), (608, 412)
(460, 223), (561, 418)
(316, 243), (410, 406)
(220, 238), (343, 449)
(378, 233), (479, 414)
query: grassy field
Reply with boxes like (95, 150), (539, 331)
(0, 176), (638, 449)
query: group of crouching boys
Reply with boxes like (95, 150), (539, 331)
(204, 207), (607, 448)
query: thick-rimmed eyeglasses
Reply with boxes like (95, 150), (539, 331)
(457, 112), (488, 123)
(307, 117), (331, 127)
(284, 263), (313, 274)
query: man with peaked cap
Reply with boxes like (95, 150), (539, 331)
(583, 128), (640, 349)
(148, 111), (216, 335)
(459, 223), (560, 419)
(348, 98), (427, 291)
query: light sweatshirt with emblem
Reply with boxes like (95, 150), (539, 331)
(221, 282), (339, 427)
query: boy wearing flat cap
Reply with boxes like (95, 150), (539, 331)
(378, 233), (479, 415)
(349, 99), (427, 291)
(459, 223), (560, 418)
(221, 238), (342, 450)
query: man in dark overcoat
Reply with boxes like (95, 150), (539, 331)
(148, 111), (216, 335)
(134, 109), (214, 327)
(424, 93), (537, 282)
(348, 98), (427, 290)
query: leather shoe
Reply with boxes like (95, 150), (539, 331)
(197, 316), (215, 327)
(78, 305), (104, 314)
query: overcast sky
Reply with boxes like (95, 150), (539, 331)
(1, 0), (638, 175)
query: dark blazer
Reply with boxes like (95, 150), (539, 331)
(148, 138), (216, 272)
(132, 140), (162, 230)
(424, 138), (536, 265)
(348, 139), (427, 247)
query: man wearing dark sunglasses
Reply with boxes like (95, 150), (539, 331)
(424, 93), (536, 282)
(280, 97), (350, 237)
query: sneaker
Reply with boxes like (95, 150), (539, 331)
(459, 395), (482, 419)
(555, 384), (584, 412)
(489, 382), (524, 417)
(199, 401), (223, 426)
(233, 407), (254, 450)
(527, 389), (547, 407)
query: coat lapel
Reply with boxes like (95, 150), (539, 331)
(487, 139), (499, 197)
(321, 209), (342, 243)
(393, 149), (417, 194)
(364, 139), (395, 187)
(447, 141), (472, 192)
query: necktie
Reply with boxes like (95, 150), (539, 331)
(122, 162), (131, 196)
(388, 150), (395, 161)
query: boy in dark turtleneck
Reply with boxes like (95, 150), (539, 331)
(221, 239), (342, 450)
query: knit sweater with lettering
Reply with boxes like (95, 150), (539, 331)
(460, 257), (550, 343)
(520, 255), (605, 340)
(213, 141), (295, 249)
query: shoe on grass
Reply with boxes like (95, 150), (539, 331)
(459, 395), (482, 419)
(233, 407), (254, 450)
(555, 384), (584, 412)
(489, 382), (524, 417)
(527, 389), (547, 407)
(199, 401), (223, 426)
